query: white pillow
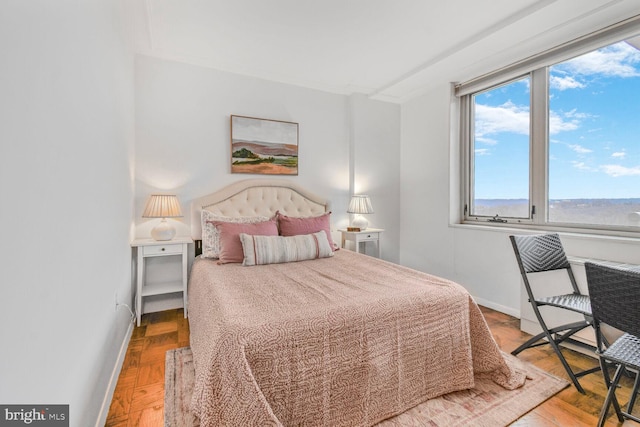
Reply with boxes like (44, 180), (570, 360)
(201, 211), (270, 259)
(239, 231), (334, 266)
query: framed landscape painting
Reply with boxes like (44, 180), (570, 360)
(230, 115), (299, 175)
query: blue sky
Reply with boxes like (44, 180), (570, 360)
(473, 39), (640, 199)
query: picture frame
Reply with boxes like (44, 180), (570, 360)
(230, 115), (299, 175)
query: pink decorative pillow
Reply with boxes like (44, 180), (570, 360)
(276, 211), (337, 250)
(201, 212), (270, 259)
(211, 219), (278, 264)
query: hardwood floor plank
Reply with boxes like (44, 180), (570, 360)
(121, 350), (141, 371)
(138, 346), (174, 366)
(136, 363), (165, 388)
(510, 410), (562, 427)
(104, 415), (129, 427)
(126, 406), (164, 427)
(145, 321), (178, 337)
(529, 392), (603, 426)
(142, 332), (178, 350)
(115, 368), (137, 390)
(129, 383), (164, 414)
(106, 386), (134, 422)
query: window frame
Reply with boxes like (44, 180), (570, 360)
(464, 74), (536, 224)
(459, 17), (640, 236)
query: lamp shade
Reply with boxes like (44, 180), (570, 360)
(347, 195), (374, 214)
(142, 195), (183, 218)
(143, 195), (183, 241)
(347, 195), (373, 230)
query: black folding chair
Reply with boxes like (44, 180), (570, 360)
(585, 261), (640, 427)
(509, 233), (599, 393)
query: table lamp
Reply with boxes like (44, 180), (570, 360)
(142, 194), (183, 241)
(347, 195), (374, 230)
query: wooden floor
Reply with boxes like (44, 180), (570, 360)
(105, 309), (190, 427)
(105, 306), (637, 426)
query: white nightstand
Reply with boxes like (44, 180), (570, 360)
(339, 228), (384, 258)
(131, 237), (192, 326)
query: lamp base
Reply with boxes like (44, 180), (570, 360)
(351, 215), (369, 230)
(151, 218), (176, 241)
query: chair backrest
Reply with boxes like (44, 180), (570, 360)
(510, 233), (571, 273)
(585, 262), (640, 339)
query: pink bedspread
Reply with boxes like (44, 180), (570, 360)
(188, 250), (525, 426)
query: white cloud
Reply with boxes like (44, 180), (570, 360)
(550, 75), (585, 91)
(611, 151), (626, 159)
(475, 101), (529, 137)
(564, 109), (590, 120)
(476, 101), (585, 138)
(475, 136), (497, 145)
(475, 148), (491, 156)
(549, 111), (580, 134)
(571, 161), (596, 171)
(568, 144), (592, 154)
(601, 164), (640, 177)
(557, 41), (640, 78)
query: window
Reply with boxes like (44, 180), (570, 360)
(471, 77), (531, 219)
(460, 21), (640, 233)
(547, 44), (640, 227)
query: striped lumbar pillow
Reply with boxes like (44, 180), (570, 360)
(239, 231), (334, 266)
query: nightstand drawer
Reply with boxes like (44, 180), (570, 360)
(359, 232), (380, 241)
(143, 244), (183, 256)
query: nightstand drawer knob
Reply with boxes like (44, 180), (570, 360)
(161, 247), (165, 251)
(367, 234), (371, 238)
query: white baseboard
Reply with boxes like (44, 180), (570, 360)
(473, 296), (520, 318)
(94, 320), (134, 427)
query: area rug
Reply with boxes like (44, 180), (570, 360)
(165, 347), (568, 427)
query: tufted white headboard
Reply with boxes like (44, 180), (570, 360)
(191, 179), (330, 240)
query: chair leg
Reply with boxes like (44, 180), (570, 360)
(511, 321), (588, 355)
(512, 320), (595, 393)
(547, 334), (586, 394)
(598, 357), (623, 421)
(627, 369), (640, 414)
(511, 330), (547, 355)
(598, 364), (625, 427)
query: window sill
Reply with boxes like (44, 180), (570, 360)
(450, 221), (640, 245)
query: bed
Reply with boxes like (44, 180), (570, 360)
(188, 179), (526, 427)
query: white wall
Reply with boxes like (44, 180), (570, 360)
(0, 2), (135, 426)
(349, 94), (401, 262)
(400, 83), (640, 316)
(134, 56), (401, 261)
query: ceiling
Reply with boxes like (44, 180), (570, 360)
(131, 0), (640, 103)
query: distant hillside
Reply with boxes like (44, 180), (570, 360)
(232, 140), (297, 157)
(475, 198), (640, 206)
(475, 199), (528, 207)
(473, 198), (640, 227)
